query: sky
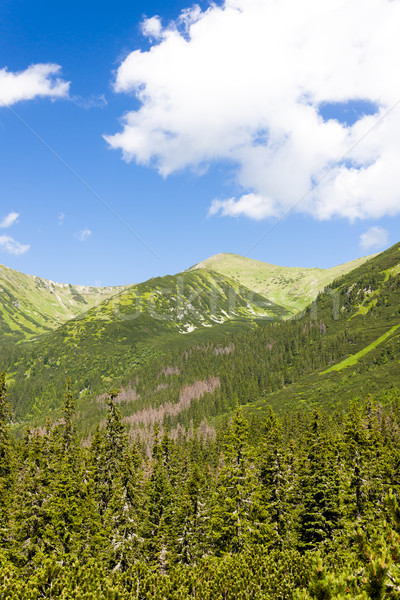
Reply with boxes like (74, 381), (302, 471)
(0, 0), (399, 286)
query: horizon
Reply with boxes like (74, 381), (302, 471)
(1, 0), (399, 286)
(0, 247), (380, 288)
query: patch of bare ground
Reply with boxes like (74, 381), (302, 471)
(123, 377), (220, 428)
(156, 383), (169, 391)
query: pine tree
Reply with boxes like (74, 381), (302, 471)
(170, 461), (209, 564)
(142, 427), (174, 571)
(90, 389), (129, 514)
(103, 444), (144, 571)
(41, 382), (97, 562)
(258, 408), (298, 548)
(298, 410), (342, 551)
(0, 372), (12, 545)
(342, 400), (387, 531)
(11, 427), (53, 567)
(210, 408), (269, 555)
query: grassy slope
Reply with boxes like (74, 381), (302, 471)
(5, 269), (287, 424)
(243, 243), (400, 417)
(190, 252), (374, 314)
(0, 263), (127, 344)
(5, 244), (400, 435)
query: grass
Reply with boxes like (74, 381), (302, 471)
(189, 252), (374, 315)
(0, 263), (127, 344)
(322, 323), (400, 373)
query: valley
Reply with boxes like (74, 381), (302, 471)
(2, 244), (400, 598)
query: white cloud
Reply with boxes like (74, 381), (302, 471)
(74, 229), (92, 242)
(0, 212), (19, 228)
(360, 226), (389, 251)
(0, 64), (69, 107)
(58, 212), (65, 226)
(209, 194), (278, 220)
(0, 235), (30, 256)
(105, 0), (400, 222)
(141, 16), (163, 40)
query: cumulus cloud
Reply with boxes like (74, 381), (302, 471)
(360, 226), (389, 251)
(0, 64), (69, 107)
(74, 229), (92, 242)
(0, 212), (19, 228)
(105, 0), (400, 222)
(0, 235), (30, 256)
(141, 16), (163, 40)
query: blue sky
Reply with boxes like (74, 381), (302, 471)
(0, 0), (399, 286)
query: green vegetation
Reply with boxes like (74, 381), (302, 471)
(1, 242), (399, 439)
(322, 323), (400, 373)
(2, 269), (289, 428)
(0, 263), (126, 344)
(1, 243), (400, 596)
(190, 251), (374, 314)
(2, 374), (400, 597)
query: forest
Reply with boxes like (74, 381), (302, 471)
(1, 246), (400, 598)
(2, 371), (400, 599)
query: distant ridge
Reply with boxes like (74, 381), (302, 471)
(0, 263), (127, 344)
(189, 252), (374, 313)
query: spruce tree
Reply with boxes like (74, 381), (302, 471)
(0, 372), (12, 544)
(42, 382), (96, 562)
(142, 427), (174, 570)
(298, 410), (342, 551)
(210, 408), (269, 555)
(103, 444), (143, 570)
(258, 408), (298, 548)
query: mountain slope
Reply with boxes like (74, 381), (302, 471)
(0, 264), (127, 344)
(4, 244), (399, 436)
(5, 269), (287, 424)
(242, 242), (400, 416)
(189, 252), (374, 314)
(80, 241), (400, 438)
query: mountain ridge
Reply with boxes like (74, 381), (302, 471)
(0, 262), (128, 344)
(2, 245), (397, 435)
(189, 251), (375, 313)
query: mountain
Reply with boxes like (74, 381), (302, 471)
(112, 241), (399, 438)
(0, 251), (370, 347)
(4, 268), (287, 426)
(87, 242), (400, 435)
(189, 252), (374, 314)
(3, 244), (398, 436)
(0, 263), (127, 344)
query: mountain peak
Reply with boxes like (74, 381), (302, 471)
(188, 251), (373, 313)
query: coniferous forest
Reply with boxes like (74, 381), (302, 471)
(1, 244), (400, 597)
(2, 368), (400, 598)
(3, 0), (400, 595)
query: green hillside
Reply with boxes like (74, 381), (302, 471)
(0, 263), (127, 344)
(83, 241), (399, 437)
(190, 252), (374, 314)
(2, 244), (400, 599)
(4, 268), (287, 425)
(2, 242), (398, 440)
